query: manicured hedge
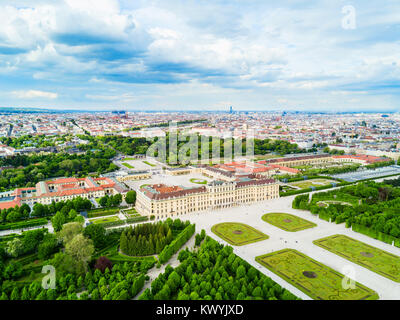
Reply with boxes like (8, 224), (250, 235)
(0, 233), (21, 243)
(352, 223), (400, 248)
(281, 181), (351, 197)
(131, 274), (146, 297)
(87, 209), (119, 218)
(99, 220), (127, 228)
(158, 223), (195, 264)
(0, 218), (48, 231)
(126, 216), (148, 224)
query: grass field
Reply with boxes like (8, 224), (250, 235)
(288, 179), (337, 189)
(87, 207), (120, 218)
(190, 178), (208, 185)
(123, 157), (136, 161)
(211, 223), (269, 246)
(143, 161), (156, 167)
(314, 234), (400, 282)
(262, 213), (317, 232)
(90, 216), (120, 225)
(256, 249), (379, 300)
(122, 162), (134, 169)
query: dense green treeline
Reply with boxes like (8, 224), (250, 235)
(139, 236), (299, 300)
(383, 176), (400, 187)
(0, 197), (91, 234)
(293, 181), (400, 243)
(93, 134), (304, 164)
(158, 223), (195, 264)
(0, 258), (149, 300)
(0, 151), (117, 191)
(0, 134), (70, 149)
(0, 197), (92, 222)
(0, 219), (192, 300)
(120, 222), (173, 256)
(120, 219), (192, 257)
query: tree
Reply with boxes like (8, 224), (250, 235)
(91, 289), (100, 300)
(58, 222), (83, 244)
(112, 194), (123, 207)
(65, 234), (95, 274)
(0, 292), (8, 300)
(50, 252), (76, 275)
(68, 209), (78, 220)
(6, 238), (24, 258)
(21, 287), (29, 300)
(125, 191), (136, 205)
(32, 203), (48, 217)
(10, 287), (19, 300)
(38, 233), (59, 260)
(99, 196), (108, 208)
(28, 282), (41, 299)
(52, 211), (66, 232)
(236, 265), (246, 279)
(94, 257), (113, 273)
(83, 224), (106, 248)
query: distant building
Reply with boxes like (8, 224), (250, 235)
(0, 176), (129, 210)
(136, 174), (279, 218)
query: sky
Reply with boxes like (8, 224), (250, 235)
(0, 0), (399, 112)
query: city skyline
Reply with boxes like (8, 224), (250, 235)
(0, 0), (399, 112)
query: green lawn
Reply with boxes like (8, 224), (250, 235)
(289, 179), (337, 189)
(256, 249), (379, 300)
(96, 242), (157, 263)
(190, 178), (208, 185)
(124, 208), (138, 215)
(211, 223), (269, 246)
(87, 207), (120, 218)
(90, 216), (120, 225)
(314, 234), (400, 282)
(143, 161), (156, 167)
(262, 213), (317, 232)
(122, 162), (134, 169)
(124, 157), (136, 161)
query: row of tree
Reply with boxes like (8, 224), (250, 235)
(98, 194), (122, 208)
(293, 181), (400, 240)
(0, 197), (92, 226)
(0, 204), (31, 224)
(93, 134), (305, 165)
(139, 236), (299, 300)
(120, 222), (174, 256)
(0, 140), (118, 191)
(0, 258), (150, 300)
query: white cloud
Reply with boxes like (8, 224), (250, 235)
(12, 90), (58, 99)
(0, 0), (398, 110)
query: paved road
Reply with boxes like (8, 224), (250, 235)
(133, 235), (197, 300)
(0, 222), (53, 237)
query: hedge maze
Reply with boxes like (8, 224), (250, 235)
(314, 235), (400, 282)
(262, 213), (317, 232)
(256, 249), (379, 300)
